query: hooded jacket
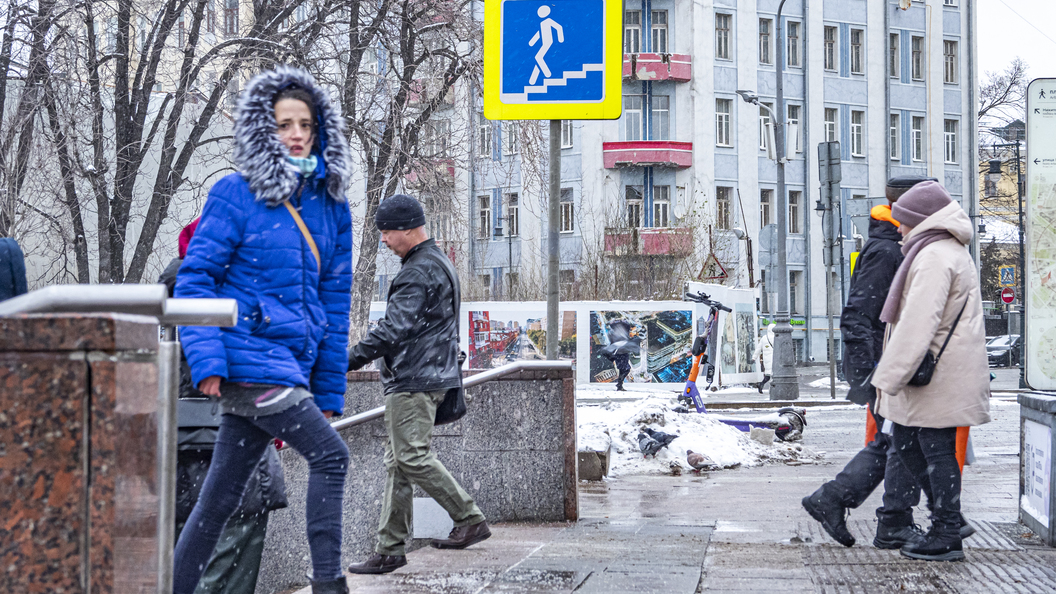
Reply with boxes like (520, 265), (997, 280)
(840, 206), (903, 404)
(873, 202), (991, 428)
(177, 67), (353, 414)
(0, 238), (27, 301)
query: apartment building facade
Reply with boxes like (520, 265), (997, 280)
(466, 0), (978, 362)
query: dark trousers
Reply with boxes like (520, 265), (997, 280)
(173, 400), (349, 593)
(175, 511), (268, 594)
(615, 366), (630, 389)
(822, 407), (921, 527)
(892, 424), (961, 535)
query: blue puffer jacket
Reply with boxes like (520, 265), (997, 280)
(176, 67), (353, 414)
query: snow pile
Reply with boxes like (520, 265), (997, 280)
(577, 390), (822, 476)
(808, 376), (849, 389)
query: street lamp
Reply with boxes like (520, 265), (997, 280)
(493, 216), (515, 299)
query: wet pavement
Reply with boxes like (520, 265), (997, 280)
(290, 379), (1052, 594)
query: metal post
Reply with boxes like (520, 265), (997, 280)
(156, 327), (179, 594)
(1016, 142), (1027, 388)
(547, 120), (561, 360)
(508, 222), (514, 298)
(770, 0), (798, 400)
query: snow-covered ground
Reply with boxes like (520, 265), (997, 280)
(577, 387), (823, 476)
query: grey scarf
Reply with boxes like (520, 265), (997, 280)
(880, 228), (954, 324)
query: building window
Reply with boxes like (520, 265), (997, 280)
(623, 94), (644, 140)
(651, 10), (668, 53)
(944, 0), (957, 6)
(224, 0), (239, 36)
(850, 111), (864, 157)
(759, 104), (772, 152)
(177, 13), (185, 48)
(478, 195), (491, 239)
(787, 104), (801, 153)
(944, 40), (958, 83)
(138, 16), (147, 48)
(787, 21), (801, 67)
(912, 116), (925, 161)
(911, 36), (925, 81)
(506, 193), (519, 236)
(759, 19), (772, 65)
(626, 186), (644, 228)
(423, 119), (451, 158)
(561, 120), (573, 148)
(206, 0), (215, 34)
(624, 10), (641, 53)
(654, 186), (670, 228)
(716, 186), (732, 230)
(944, 119), (958, 163)
(788, 190), (802, 234)
(716, 99), (732, 147)
(823, 26), (837, 71)
(760, 189), (773, 228)
(479, 274), (491, 301)
(652, 95), (670, 140)
(560, 188), (575, 233)
(477, 113), (492, 157)
(824, 108), (838, 143)
(502, 122), (518, 155)
(790, 271), (803, 315)
(890, 113), (900, 160)
(850, 29), (864, 74)
(715, 14), (731, 60)
(889, 33), (900, 79)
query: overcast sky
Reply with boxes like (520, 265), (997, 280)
(977, 0), (1056, 82)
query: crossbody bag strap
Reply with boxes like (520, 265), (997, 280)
(933, 296), (970, 363)
(283, 201), (321, 269)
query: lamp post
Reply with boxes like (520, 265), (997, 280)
(736, 0), (798, 401)
(493, 215), (515, 299)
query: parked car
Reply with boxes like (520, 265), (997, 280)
(986, 334), (1021, 367)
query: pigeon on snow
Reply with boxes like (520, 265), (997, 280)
(638, 432), (663, 457)
(686, 450), (715, 470)
(643, 427), (678, 450)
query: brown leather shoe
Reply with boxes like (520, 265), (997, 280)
(346, 553), (407, 574)
(431, 520), (491, 549)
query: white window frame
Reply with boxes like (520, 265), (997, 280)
(716, 99), (732, 147)
(759, 18), (772, 65)
(651, 10), (668, 53)
(715, 13), (731, 60)
(623, 94), (644, 141)
(506, 193), (520, 237)
(944, 119), (958, 164)
(850, 29), (864, 74)
(501, 122), (518, 156)
(787, 104), (801, 153)
(759, 104), (772, 152)
(787, 21), (801, 68)
(560, 188), (575, 232)
(823, 26), (837, 71)
(943, 0), (957, 6)
(624, 10), (641, 54)
(889, 33), (900, 79)
(626, 185), (644, 228)
(561, 120), (573, 148)
(890, 113), (901, 160)
(653, 186), (670, 228)
(760, 189), (773, 228)
(824, 108), (838, 143)
(912, 116), (925, 161)
(788, 190), (802, 234)
(911, 36), (925, 81)
(716, 186), (732, 230)
(477, 113), (492, 157)
(478, 195), (491, 239)
(850, 111), (864, 157)
(652, 95), (670, 140)
(943, 40), (958, 84)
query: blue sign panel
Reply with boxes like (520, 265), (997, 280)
(499, 0), (605, 104)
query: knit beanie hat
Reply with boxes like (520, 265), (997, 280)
(178, 218), (200, 259)
(890, 181), (953, 228)
(885, 176), (937, 203)
(375, 194), (426, 230)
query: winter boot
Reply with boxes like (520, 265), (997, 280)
(310, 577), (349, 594)
(802, 488), (855, 547)
(431, 520), (492, 549)
(873, 523), (926, 550)
(347, 553), (407, 574)
(959, 513), (976, 540)
(900, 528), (964, 562)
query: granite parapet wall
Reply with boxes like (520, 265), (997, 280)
(257, 368), (577, 594)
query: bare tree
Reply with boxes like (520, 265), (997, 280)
(978, 57), (1027, 131)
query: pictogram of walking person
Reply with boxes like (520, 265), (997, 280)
(529, 5), (563, 85)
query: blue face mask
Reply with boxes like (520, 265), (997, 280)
(288, 155), (318, 176)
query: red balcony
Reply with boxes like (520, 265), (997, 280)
(602, 141), (692, 169)
(622, 53), (692, 82)
(604, 227), (693, 257)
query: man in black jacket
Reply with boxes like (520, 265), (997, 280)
(803, 176), (937, 549)
(347, 195), (489, 575)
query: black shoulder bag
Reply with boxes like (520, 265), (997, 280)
(907, 297), (969, 387)
(422, 249), (468, 425)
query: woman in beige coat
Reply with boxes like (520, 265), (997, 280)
(871, 181), (990, 562)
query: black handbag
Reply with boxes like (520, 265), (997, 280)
(906, 297), (969, 387)
(424, 249), (468, 425)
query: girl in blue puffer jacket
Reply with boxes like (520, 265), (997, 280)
(173, 67), (352, 594)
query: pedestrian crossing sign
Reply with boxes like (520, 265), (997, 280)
(484, 0), (623, 120)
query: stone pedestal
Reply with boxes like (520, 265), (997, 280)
(0, 314), (161, 593)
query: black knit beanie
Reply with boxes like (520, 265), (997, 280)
(375, 194), (426, 230)
(885, 176), (937, 204)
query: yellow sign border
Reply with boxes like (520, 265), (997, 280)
(483, 0), (623, 121)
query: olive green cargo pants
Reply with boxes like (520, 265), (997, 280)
(376, 390), (485, 556)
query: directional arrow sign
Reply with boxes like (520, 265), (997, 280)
(1036, 158), (1042, 165)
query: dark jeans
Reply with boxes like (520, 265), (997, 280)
(823, 406), (921, 527)
(175, 511), (269, 594)
(173, 400), (349, 593)
(892, 423), (961, 535)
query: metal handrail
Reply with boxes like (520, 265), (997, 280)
(0, 284), (169, 316)
(160, 299), (238, 327)
(330, 360), (573, 431)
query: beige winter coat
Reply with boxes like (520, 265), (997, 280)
(873, 202), (991, 428)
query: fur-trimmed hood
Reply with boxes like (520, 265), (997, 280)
(233, 66), (351, 206)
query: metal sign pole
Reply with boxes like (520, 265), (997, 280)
(547, 120), (561, 360)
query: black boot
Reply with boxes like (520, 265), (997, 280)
(959, 514), (976, 539)
(311, 577), (349, 594)
(900, 528), (964, 562)
(347, 553), (408, 575)
(873, 523), (925, 550)
(802, 488), (855, 547)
